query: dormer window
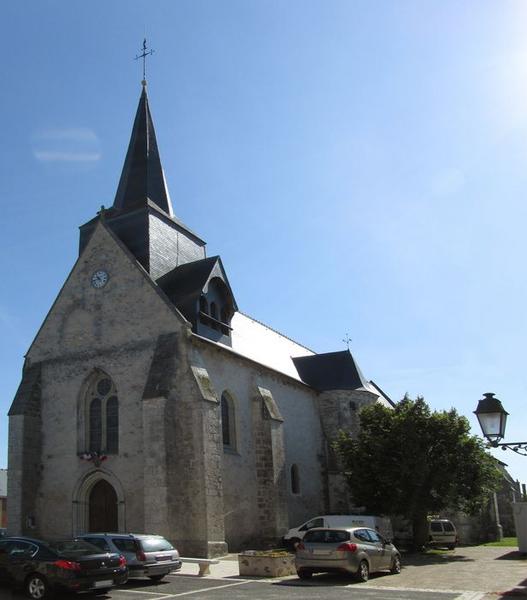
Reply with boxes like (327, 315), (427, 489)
(193, 275), (236, 345)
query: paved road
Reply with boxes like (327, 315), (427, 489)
(1, 546), (525, 600)
(0, 574), (472, 600)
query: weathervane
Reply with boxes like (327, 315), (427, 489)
(342, 333), (352, 350)
(135, 38), (155, 83)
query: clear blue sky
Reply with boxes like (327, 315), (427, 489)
(2, 1), (527, 485)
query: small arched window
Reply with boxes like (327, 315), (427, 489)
(210, 302), (219, 330)
(291, 464), (300, 495)
(221, 392), (236, 450)
(200, 295), (209, 316)
(220, 307), (230, 334)
(84, 373), (119, 455)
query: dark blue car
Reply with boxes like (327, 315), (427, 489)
(0, 536), (128, 599)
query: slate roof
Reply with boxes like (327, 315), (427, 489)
(292, 350), (369, 391)
(113, 83), (173, 216)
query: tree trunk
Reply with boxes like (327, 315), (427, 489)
(411, 512), (429, 551)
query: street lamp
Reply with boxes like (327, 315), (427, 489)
(474, 393), (527, 456)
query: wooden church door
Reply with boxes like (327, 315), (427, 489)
(89, 479), (118, 532)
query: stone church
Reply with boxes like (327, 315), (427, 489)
(8, 80), (392, 556)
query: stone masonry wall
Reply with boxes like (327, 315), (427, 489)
(194, 338), (326, 550)
(318, 389), (380, 513)
(13, 222), (188, 540)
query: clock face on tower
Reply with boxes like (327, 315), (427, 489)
(91, 270), (109, 289)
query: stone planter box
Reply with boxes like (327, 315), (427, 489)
(238, 551), (296, 577)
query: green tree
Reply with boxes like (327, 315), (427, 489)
(335, 395), (501, 549)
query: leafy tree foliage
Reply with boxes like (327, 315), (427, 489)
(335, 395), (501, 548)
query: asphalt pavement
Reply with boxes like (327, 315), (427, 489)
(0, 545), (525, 600)
(171, 545), (527, 599)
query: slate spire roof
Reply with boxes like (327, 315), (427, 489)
(113, 82), (173, 216)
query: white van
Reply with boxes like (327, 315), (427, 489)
(428, 519), (458, 549)
(283, 514), (394, 546)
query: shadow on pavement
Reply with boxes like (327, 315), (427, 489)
(400, 552), (475, 566)
(495, 551), (527, 561)
(274, 571), (393, 587)
(493, 588), (527, 598)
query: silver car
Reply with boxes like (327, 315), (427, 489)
(295, 527), (401, 581)
(76, 533), (181, 581)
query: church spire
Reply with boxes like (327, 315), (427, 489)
(112, 81), (173, 217)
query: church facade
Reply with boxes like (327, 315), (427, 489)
(8, 82), (392, 557)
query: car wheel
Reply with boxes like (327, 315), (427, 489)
(297, 569), (312, 580)
(290, 537), (301, 550)
(390, 555), (401, 574)
(148, 574), (165, 582)
(25, 573), (49, 600)
(447, 544), (455, 550)
(356, 560), (369, 582)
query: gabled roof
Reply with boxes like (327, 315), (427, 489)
(113, 83), (173, 216)
(156, 256), (238, 317)
(292, 350), (369, 391)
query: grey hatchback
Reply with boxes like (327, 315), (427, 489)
(295, 527), (401, 581)
(76, 534), (181, 582)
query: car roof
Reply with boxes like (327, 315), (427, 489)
(430, 519), (454, 523)
(1, 536), (47, 544)
(305, 526), (376, 533)
(79, 532), (165, 538)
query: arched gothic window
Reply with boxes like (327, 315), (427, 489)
(291, 464), (300, 495)
(84, 373), (119, 455)
(220, 392), (236, 450)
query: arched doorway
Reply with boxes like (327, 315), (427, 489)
(89, 479), (118, 532)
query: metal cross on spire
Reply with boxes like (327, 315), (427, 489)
(342, 333), (352, 350)
(135, 38), (155, 84)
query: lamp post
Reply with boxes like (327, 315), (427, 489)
(474, 393), (527, 456)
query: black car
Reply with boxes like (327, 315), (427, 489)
(0, 536), (128, 599)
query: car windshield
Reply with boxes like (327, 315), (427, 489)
(443, 522), (455, 532)
(304, 530), (350, 544)
(49, 540), (106, 556)
(140, 537), (174, 552)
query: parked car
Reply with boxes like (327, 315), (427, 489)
(284, 514), (393, 548)
(0, 536), (127, 599)
(76, 533), (181, 581)
(295, 527), (401, 582)
(428, 519), (458, 549)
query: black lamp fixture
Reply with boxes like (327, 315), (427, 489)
(474, 393), (527, 456)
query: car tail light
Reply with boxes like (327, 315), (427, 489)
(118, 555), (127, 567)
(336, 542), (357, 553)
(136, 549), (146, 561)
(296, 542), (305, 551)
(54, 559), (81, 571)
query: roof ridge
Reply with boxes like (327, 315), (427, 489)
(236, 310), (315, 354)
